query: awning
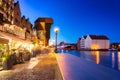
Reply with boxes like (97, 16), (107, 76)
(0, 37), (9, 44)
(0, 31), (32, 44)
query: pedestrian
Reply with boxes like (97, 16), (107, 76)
(19, 49), (24, 63)
(12, 50), (17, 64)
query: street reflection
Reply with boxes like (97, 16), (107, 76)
(96, 51), (100, 64)
(112, 52), (115, 68)
(91, 51), (100, 64)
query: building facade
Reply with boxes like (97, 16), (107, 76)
(34, 18), (53, 46)
(21, 16), (33, 41)
(80, 36), (87, 49)
(110, 43), (120, 50)
(0, 0), (33, 40)
(84, 35), (110, 50)
(0, 0), (14, 24)
(78, 35), (110, 50)
(0, 0), (35, 70)
(0, 0), (34, 52)
(14, 1), (21, 27)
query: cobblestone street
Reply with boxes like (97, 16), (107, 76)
(0, 53), (57, 80)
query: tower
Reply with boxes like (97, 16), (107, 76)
(34, 18), (53, 46)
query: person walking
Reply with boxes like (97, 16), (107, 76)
(19, 49), (24, 63)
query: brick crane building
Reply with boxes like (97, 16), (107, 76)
(34, 18), (53, 46)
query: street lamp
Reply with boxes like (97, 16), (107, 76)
(54, 27), (59, 53)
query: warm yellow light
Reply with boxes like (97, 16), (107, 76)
(30, 44), (34, 49)
(15, 43), (21, 48)
(119, 44), (120, 47)
(23, 44), (27, 48)
(2, 57), (7, 62)
(49, 53), (55, 57)
(49, 42), (53, 46)
(8, 39), (12, 46)
(118, 52), (120, 70)
(35, 44), (38, 46)
(0, 2), (1, 4)
(96, 51), (100, 64)
(92, 44), (99, 50)
(92, 51), (100, 64)
(54, 27), (59, 33)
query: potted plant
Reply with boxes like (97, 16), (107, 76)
(2, 54), (13, 70)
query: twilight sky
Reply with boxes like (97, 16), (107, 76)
(17, 0), (120, 44)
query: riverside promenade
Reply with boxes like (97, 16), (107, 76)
(56, 54), (120, 80)
(0, 53), (57, 80)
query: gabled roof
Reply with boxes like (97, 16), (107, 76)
(89, 35), (109, 40)
(14, 1), (21, 13)
(21, 16), (25, 20)
(14, 2), (18, 6)
(78, 38), (81, 40)
(82, 36), (87, 39)
(35, 18), (53, 24)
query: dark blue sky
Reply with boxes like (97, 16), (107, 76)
(18, 0), (120, 43)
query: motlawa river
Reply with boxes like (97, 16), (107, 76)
(58, 50), (120, 72)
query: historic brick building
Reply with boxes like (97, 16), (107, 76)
(0, 0), (14, 24)
(14, 1), (33, 41)
(24, 18), (33, 41)
(0, 0), (33, 42)
(34, 18), (53, 46)
(0, 1), (54, 69)
(0, 0), (53, 45)
(14, 1), (21, 27)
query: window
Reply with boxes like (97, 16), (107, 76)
(0, 0), (2, 6)
(15, 18), (18, 23)
(17, 12), (19, 15)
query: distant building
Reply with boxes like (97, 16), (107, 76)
(85, 35), (110, 50)
(34, 18), (53, 46)
(110, 43), (120, 50)
(79, 35), (110, 50)
(77, 38), (81, 50)
(80, 36), (87, 49)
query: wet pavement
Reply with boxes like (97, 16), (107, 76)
(0, 53), (57, 80)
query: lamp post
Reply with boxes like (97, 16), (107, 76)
(54, 27), (59, 53)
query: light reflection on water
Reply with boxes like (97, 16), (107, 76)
(112, 52), (115, 68)
(59, 50), (120, 71)
(118, 52), (120, 70)
(91, 51), (100, 64)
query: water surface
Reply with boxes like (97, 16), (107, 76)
(59, 50), (120, 71)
